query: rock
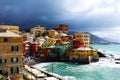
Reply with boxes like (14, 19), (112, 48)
(97, 51), (106, 57)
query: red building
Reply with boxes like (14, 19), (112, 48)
(73, 39), (84, 48)
(30, 42), (39, 55)
(37, 47), (53, 60)
(59, 24), (68, 31)
(61, 36), (69, 41)
(53, 24), (68, 33)
(22, 42), (25, 55)
(44, 47), (53, 59)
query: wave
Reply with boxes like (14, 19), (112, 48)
(63, 76), (77, 80)
(90, 58), (120, 68)
(32, 62), (64, 78)
(32, 62), (53, 70)
(94, 48), (120, 68)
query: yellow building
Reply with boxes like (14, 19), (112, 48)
(54, 31), (68, 40)
(46, 37), (56, 46)
(39, 37), (56, 49)
(30, 25), (46, 37)
(47, 30), (58, 38)
(0, 29), (23, 80)
(67, 47), (99, 63)
(0, 25), (19, 34)
(74, 33), (90, 47)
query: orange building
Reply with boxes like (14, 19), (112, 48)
(74, 33), (90, 47)
(0, 29), (23, 80)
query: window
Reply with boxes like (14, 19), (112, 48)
(52, 49), (56, 53)
(11, 58), (18, 63)
(1, 29), (7, 32)
(4, 38), (8, 42)
(11, 46), (19, 51)
(57, 48), (60, 53)
(0, 59), (7, 64)
(11, 67), (19, 74)
(0, 46), (1, 51)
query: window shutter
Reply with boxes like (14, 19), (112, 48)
(11, 46), (14, 51)
(17, 58), (18, 62)
(17, 46), (19, 51)
(5, 59), (7, 63)
(4, 38), (8, 42)
(17, 67), (19, 73)
(0, 59), (2, 63)
(11, 58), (13, 62)
(11, 67), (13, 74)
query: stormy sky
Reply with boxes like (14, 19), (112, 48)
(0, 0), (120, 42)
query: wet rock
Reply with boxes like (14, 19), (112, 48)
(97, 51), (106, 57)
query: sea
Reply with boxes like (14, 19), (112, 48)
(33, 44), (120, 80)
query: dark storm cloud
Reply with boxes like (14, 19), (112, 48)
(0, 0), (65, 29)
(0, 0), (120, 33)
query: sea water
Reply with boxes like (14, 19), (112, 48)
(33, 44), (120, 80)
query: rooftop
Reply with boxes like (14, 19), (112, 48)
(0, 30), (21, 37)
(0, 25), (19, 29)
(73, 47), (96, 51)
(55, 32), (68, 36)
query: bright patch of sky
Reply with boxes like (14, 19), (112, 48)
(92, 26), (120, 42)
(61, 0), (120, 42)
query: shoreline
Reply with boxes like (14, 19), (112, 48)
(23, 64), (64, 80)
(23, 56), (64, 80)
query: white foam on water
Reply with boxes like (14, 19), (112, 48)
(48, 72), (63, 79)
(66, 64), (96, 73)
(90, 58), (120, 68)
(91, 48), (120, 68)
(32, 62), (54, 70)
(63, 76), (77, 80)
(32, 62), (64, 79)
